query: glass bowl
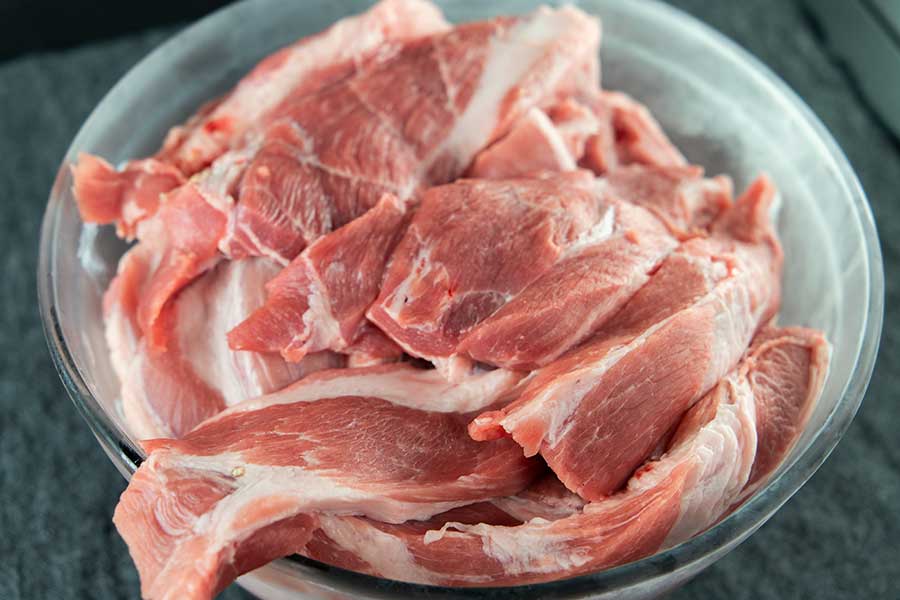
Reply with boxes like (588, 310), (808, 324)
(38, 0), (883, 598)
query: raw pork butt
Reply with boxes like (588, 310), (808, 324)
(471, 175), (782, 500)
(368, 172), (606, 376)
(113, 370), (541, 600)
(300, 327), (829, 586)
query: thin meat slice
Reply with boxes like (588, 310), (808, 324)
(227, 194), (407, 362)
(602, 164), (732, 238)
(70, 154), (185, 239)
(213, 362), (524, 417)
(368, 172), (607, 377)
(300, 327), (828, 586)
(471, 175), (782, 500)
(156, 0), (450, 175)
(113, 394), (541, 600)
(223, 5), (600, 263)
(548, 98), (601, 159)
(107, 255), (340, 440)
(457, 200), (678, 371)
(469, 108), (576, 178)
(582, 91), (687, 174)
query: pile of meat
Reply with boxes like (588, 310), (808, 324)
(70, 1), (831, 599)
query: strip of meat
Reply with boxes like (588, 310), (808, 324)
(582, 91), (687, 174)
(71, 0), (445, 237)
(157, 0), (450, 175)
(471, 175), (782, 500)
(300, 327), (828, 586)
(341, 322), (405, 367)
(222, 5), (600, 263)
(106, 255), (341, 440)
(208, 362), (524, 418)
(113, 392), (541, 600)
(70, 154), (185, 239)
(468, 108), (576, 178)
(368, 172), (607, 378)
(227, 194), (407, 362)
(456, 200), (678, 371)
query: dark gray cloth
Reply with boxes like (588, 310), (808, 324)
(0, 1), (896, 598)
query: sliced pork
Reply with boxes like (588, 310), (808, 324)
(471, 175), (782, 500)
(113, 386), (540, 599)
(227, 193), (407, 362)
(107, 255), (340, 440)
(368, 172), (606, 377)
(299, 327), (828, 586)
(222, 5), (600, 263)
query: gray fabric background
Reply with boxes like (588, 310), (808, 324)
(1, 1), (897, 598)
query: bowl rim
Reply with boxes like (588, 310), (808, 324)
(38, 0), (884, 596)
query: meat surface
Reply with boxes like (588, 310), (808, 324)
(469, 108), (577, 178)
(107, 255), (340, 440)
(471, 175), (782, 500)
(113, 386), (541, 599)
(341, 321), (406, 367)
(222, 4), (600, 263)
(71, 0), (445, 235)
(368, 172), (606, 377)
(298, 327), (829, 586)
(227, 194), (407, 362)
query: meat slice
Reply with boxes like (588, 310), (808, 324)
(157, 0), (451, 175)
(222, 5), (600, 263)
(548, 98), (601, 159)
(71, 0), (445, 237)
(368, 172), (606, 377)
(582, 91), (687, 174)
(471, 175), (782, 500)
(227, 193), (407, 362)
(602, 164), (732, 238)
(341, 322), (405, 367)
(113, 391), (541, 599)
(216, 362), (524, 416)
(456, 200), (679, 371)
(106, 255), (340, 440)
(299, 327), (828, 586)
(469, 108), (576, 179)
(70, 154), (185, 239)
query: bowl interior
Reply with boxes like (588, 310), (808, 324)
(39, 0), (882, 597)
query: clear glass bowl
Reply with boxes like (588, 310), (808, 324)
(38, 0), (883, 598)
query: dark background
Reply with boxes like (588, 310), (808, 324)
(1, 1), (898, 599)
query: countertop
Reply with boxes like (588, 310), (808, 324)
(0, 1), (897, 598)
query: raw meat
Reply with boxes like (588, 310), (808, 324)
(298, 327), (828, 586)
(341, 321), (406, 367)
(469, 108), (577, 178)
(471, 175), (782, 500)
(368, 172), (607, 377)
(582, 91), (687, 174)
(71, 0), (446, 235)
(157, 0), (451, 175)
(227, 193), (407, 362)
(222, 4), (600, 263)
(70, 154), (185, 239)
(113, 389), (541, 599)
(106, 255), (340, 440)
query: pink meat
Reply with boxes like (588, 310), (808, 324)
(455, 200), (680, 371)
(299, 327), (828, 586)
(157, 0), (450, 175)
(471, 175), (782, 500)
(222, 5), (599, 263)
(113, 390), (541, 599)
(368, 172), (606, 377)
(70, 154), (185, 239)
(341, 321), (406, 367)
(106, 255), (341, 440)
(548, 98), (601, 159)
(468, 108), (576, 178)
(71, 0), (444, 237)
(227, 194), (407, 362)
(602, 164), (733, 238)
(582, 91), (687, 174)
